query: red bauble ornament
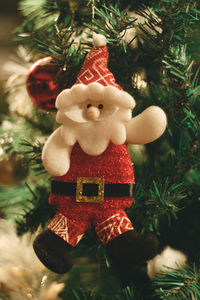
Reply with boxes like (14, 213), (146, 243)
(26, 57), (68, 110)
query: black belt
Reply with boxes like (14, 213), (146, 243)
(51, 178), (134, 203)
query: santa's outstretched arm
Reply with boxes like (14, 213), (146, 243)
(126, 106), (167, 144)
(42, 127), (73, 176)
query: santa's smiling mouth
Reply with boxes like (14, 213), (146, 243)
(64, 106), (119, 123)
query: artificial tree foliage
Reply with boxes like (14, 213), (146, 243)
(0, 0), (200, 299)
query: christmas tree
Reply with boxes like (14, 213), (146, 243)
(0, 0), (200, 299)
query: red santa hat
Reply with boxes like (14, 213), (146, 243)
(75, 33), (122, 90)
(56, 34), (135, 111)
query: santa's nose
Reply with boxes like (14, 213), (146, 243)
(86, 106), (100, 120)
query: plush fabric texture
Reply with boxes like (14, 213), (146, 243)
(49, 142), (135, 210)
(33, 229), (73, 274)
(47, 142), (135, 247)
(42, 33), (166, 176)
(75, 43), (122, 89)
(126, 106), (167, 145)
(56, 83), (135, 111)
(106, 231), (159, 267)
(52, 142), (134, 183)
(42, 103), (166, 176)
(42, 127), (73, 176)
(93, 33), (107, 47)
(36, 34), (167, 274)
(48, 210), (134, 246)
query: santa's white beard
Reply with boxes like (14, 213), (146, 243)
(60, 112), (128, 156)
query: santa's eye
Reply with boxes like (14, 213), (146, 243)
(87, 104), (92, 108)
(98, 104), (103, 109)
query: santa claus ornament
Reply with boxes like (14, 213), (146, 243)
(33, 34), (167, 274)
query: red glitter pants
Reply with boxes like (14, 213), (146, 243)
(48, 208), (134, 247)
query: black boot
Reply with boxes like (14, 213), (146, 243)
(105, 230), (159, 268)
(33, 229), (73, 274)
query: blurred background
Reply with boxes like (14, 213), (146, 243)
(0, 1), (200, 298)
(0, 0), (20, 82)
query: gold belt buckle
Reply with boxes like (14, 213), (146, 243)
(76, 177), (104, 203)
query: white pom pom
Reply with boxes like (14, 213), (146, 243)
(147, 246), (187, 279)
(93, 33), (107, 47)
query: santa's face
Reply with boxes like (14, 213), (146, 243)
(86, 102), (102, 120)
(80, 98), (120, 122)
(55, 83), (135, 155)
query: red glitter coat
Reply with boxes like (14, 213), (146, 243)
(49, 142), (135, 214)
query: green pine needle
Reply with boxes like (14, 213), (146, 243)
(153, 264), (200, 299)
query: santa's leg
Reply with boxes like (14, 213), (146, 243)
(33, 228), (73, 274)
(33, 212), (89, 273)
(95, 210), (159, 267)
